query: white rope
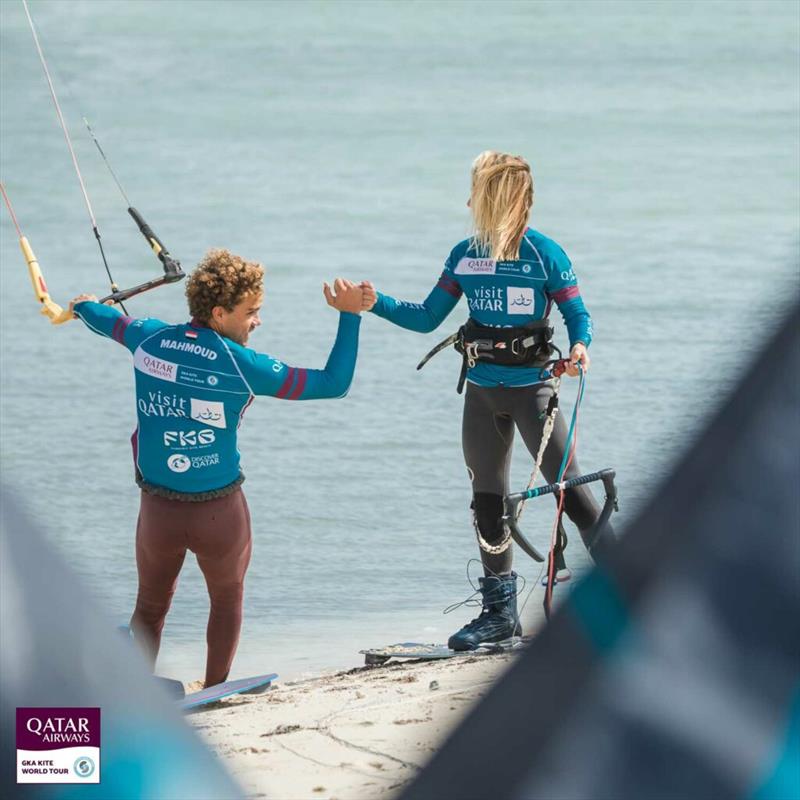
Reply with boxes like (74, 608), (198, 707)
(22, 0), (97, 228)
(516, 375), (562, 523)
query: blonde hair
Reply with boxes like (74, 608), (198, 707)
(185, 249), (264, 322)
(470, 151), (533, 261)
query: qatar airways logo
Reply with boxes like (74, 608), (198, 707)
(134, 350), (178, 383)
(17, 707), (100, 784)
(454, 257), (497, 276)
(25, 717), (90, 744)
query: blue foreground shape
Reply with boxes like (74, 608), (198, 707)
(178, 673), (278, 711)
(1, 493), (245, 799)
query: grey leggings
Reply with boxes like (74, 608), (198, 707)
(462, 381), (612, 575)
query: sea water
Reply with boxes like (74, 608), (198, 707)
(1, 0), (798, 680)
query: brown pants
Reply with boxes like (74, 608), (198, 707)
(130, 488), (252, 687)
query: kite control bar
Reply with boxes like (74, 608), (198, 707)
(99, 270), (184, 306)
(502, 468), (619, 563)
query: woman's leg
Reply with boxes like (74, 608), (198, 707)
(462, 383), (515, 575)
(450, 384), (522, 651)
(130, 492), (188, 669)
(190, 489), (253, 687)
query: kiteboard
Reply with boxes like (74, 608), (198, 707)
(178, 673), (278, 711)
(360, 636), (529, 666)
(117, 625), (277, 709)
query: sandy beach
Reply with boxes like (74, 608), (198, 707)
(188, 652), (515, 800)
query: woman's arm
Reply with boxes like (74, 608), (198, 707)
(364, 262), (462, 333)
(545, 253), (593, 375)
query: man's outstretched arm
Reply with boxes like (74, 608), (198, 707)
(229, 279), (364, 400)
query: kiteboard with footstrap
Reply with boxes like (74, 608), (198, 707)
(360, 636), (528, 666)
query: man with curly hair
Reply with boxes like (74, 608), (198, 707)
(69, 249), (371, 687)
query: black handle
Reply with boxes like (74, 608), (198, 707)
(128, 207), (182, 276)
(99, 272), (184, 305)
(508, 468), (617, 504)
(128, 206), (163, 251)
(502, 468), (618, 564)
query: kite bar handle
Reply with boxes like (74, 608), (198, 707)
(502, 469), (618, 564)
(128, 207), (183, 277)
(507, 468), (617, 506)
(20, 236), (72, 325)
(100, 273), (184, 306)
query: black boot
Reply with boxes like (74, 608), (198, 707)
(447, 572), (522, 652)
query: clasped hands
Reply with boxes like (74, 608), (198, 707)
(323, 279), (378, 314)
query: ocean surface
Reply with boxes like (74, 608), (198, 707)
(1, 0), (798, 681)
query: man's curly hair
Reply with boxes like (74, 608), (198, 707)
(185, 249), (264, 322)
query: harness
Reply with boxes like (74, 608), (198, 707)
(417, 318), (561, 393)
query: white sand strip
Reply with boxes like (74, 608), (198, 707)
(189, 652), (514, 800)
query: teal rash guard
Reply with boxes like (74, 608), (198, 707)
(371, 228), (593, 387)
(74, 301), (360, 494)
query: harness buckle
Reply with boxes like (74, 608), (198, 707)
(465, 341), (480, 368)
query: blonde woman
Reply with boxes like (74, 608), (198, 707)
(363, 151), (614, 650)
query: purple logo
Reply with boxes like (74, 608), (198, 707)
(17, 708), (100, 784)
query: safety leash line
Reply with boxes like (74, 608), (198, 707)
(543, 366), (585, 616)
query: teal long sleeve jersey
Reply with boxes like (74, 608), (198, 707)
(370, 228), (593, 387)
(74, 301), (361, 494)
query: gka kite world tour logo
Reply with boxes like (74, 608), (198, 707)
(17, 708), (100, 784)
